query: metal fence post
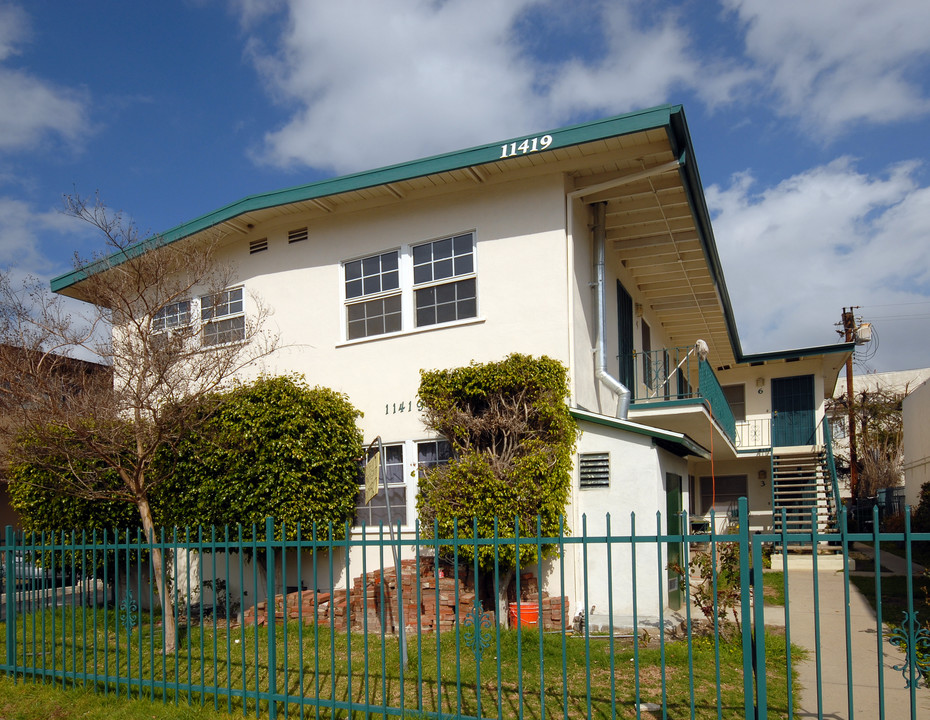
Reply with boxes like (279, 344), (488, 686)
(265, 517), (277, 720)
(737, 497), (756, 719)
(4, 525), (14, 675)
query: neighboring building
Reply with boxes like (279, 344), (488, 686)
(904, 380), (930, 511)
(829, 367), (930, 500)
(51, 104), (852, 623)
(0, 346), (110, 530)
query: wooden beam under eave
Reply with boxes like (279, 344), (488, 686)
(639, 277), (715, 294)
(221, 218), (254, 235)
(630, 260), (708, 279)
(465, 165), (487, 184)
(385, 183), (405, 199)
(310, 197), (335, 213)
(623, 249), (705, 268)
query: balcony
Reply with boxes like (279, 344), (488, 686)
(625, 347), (737, 456)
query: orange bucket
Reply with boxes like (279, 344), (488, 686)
(508, 602), (539, 628)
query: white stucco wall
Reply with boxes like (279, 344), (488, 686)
(904, 380), (930, 511)
(228, 174), (571, 445)
(570, 419), (689, 624)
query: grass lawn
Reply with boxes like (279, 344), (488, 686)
(0, 606), (803, 720)
(762, 571), (785, 606)
(877, 540), (930, 569)
(848, 572), (930, 624)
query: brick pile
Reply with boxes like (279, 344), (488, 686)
(241, 559), (569, 633)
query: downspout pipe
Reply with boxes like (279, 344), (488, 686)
(592, 201), (632, 419)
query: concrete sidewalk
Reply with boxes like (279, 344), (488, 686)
(762, 553), (930, 718)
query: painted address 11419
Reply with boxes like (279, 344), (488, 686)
(500, 134), (553, 159)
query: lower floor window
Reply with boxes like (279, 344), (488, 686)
(353, 439), (452, 529)
(355, 444), (406, 528)
(698, 475), (748, 516)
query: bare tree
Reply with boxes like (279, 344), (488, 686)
(829, 385), (906, 500)
(0, 193), (277, 653)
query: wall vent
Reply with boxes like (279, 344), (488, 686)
(249, 238), (268, 254)
(579, 453), (610, 488)
(288, 227), (309, 244)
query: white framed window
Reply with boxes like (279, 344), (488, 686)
(201, 286), (245, 346)
(417, 438), (452, 472)
(344, 251), (401, 340)
(342, 232), (477, 341)
(151, 300), (191, 333)
(353, 439), (452, 529)
(412, 234), (476, 327)
(354, 443), (406, 528)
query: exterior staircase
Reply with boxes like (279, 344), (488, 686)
(771, 448), (835, 535)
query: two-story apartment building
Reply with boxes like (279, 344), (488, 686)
(52, 105), (852, 623)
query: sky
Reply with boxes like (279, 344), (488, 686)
(1, 0), (929, 373)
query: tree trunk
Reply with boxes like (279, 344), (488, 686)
(496, 567), (515, 629)
(137, 495), (177, 654)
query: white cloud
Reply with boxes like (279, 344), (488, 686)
(0, 2), (88, 153)
(722, 0), (930, 134)
(240, 0), (752, 173)
(707, 159), (930, 370)
(0, 197), (78, 279)
(246, 0), (544, 172)
(0, 72), (88, 152)
(547, 3), (754, 114)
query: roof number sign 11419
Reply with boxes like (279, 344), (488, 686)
(500, 135), (552, 159)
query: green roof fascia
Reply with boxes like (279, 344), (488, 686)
(51, 105), (681, 294)
(737, 341), (856, 365)
(665, 109), (744, 362)
(665, 110), (855, 367)
(570, 407), (711, 459)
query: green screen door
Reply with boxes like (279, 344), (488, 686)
(666, 473), (683, 611)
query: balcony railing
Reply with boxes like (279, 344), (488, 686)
(628, 347), (735, 445)
(735, 418), (771, 449)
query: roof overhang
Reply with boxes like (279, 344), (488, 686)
(571, 407), (711, 459)
(53, 105), (689, 295)
(50, 103), (839, 376)
(52, 104), (746, 366)
(736, 341), (856, 398)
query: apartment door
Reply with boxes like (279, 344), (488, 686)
(771, 375), (816, 446)
(666, 473), (683, 611)
(617, 280), (634, 391)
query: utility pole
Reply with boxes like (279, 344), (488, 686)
(841, 307), (859, 499)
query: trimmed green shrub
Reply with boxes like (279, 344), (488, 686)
(158, 375), (363, 539)
(416, 354), (576, 572)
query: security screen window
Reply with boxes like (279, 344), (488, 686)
(699, 475), (748, 516)
(721, 384), (746, 422)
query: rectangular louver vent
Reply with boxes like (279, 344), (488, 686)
(288, 227), (309, 244)
(249, 238), (268, 254)
(579, 453), (610, 488)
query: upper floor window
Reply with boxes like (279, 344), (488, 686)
(413, 234), (476, 327)
(345, 251), (401, 340)
(201, 287), (245, 346)
(343, 233), (477, 341)
(151, 300), (191, 333)
(721, 383), (746, 422)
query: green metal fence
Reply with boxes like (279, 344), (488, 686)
(2, 503), (929, 719)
